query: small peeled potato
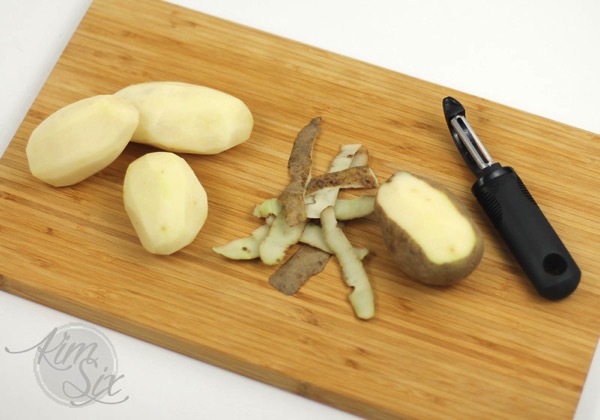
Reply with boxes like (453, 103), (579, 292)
(375, 171), (483, 286)
(26, 95), (139, 187)
(123, 152), (208, 255)
(115, 81), (253, 154)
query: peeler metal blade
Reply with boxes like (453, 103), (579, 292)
(443, 97), (495, 177)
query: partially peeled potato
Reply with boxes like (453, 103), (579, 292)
(375, 171), (483, 286)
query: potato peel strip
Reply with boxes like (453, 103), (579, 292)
(268, 245), (331, 295)
(305, 144), (362, 219)
(212, 224), (270, 260)
(259, 211), (306, 265)
(278, 117), (321, 226)
(305, 166), (378, 195)
(300, 223), (369, 260)
(320, 206), (375, 320)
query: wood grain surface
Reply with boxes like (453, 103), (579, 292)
(1, 0), (599, 418)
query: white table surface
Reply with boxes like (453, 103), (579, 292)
(1, 1), (599, 419)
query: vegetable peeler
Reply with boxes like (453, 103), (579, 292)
(442, 96), (580, 300)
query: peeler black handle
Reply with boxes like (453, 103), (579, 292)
(473, 164), (581, 300)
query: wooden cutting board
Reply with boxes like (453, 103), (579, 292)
(1, 0), (599, 417)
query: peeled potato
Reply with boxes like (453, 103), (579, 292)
(26, 95), (139, 187)
(123, 152), (208, 255)
(375, 171), (483, 286)
(115, 81), (253, 154)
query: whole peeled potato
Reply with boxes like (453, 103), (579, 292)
(115, 81), (253, 154)
(123, 152), (208, 255)
(26, 95), (139, 187)
(375, 171), (483, 286)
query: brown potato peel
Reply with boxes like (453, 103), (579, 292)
(278, 117), (321, 226)
(305, 166), (378, 195)
(269, 244), (331, 295)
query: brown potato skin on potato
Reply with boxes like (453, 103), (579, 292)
(374, 172), (484, 286)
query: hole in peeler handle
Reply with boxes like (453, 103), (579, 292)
(543, 253), (568, 276)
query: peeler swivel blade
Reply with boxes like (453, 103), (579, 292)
(443, 96), (497, 178)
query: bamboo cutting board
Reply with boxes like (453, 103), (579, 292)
(1, 0), (599, 417)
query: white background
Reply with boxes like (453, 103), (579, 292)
(1, 1), (599, 419)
